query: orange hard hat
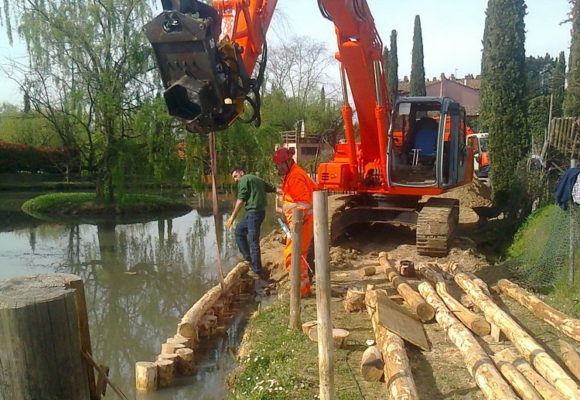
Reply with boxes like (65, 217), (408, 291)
(272, 147), (295, 164)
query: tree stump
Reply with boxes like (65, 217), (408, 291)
(0, 274), (91, 400)
(135, 361), (157, 392)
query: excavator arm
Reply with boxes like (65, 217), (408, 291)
(144, 1), (390, 187)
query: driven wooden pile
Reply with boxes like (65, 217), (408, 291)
(135, 261), (255, 392)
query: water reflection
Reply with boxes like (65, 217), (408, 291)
(0, 192), (278, 399)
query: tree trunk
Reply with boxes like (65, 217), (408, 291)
(494, 348), (565, 400)
(444, 261), (491, 294)
(378, 252), (434, 322)
(0, 274), (91, 400)
(417, 263), (490, 336)
(365, 288), (420, 400)
(497, 279), (580, 342)
(418, 282), (517, 400)
(454, 273), (579, 400)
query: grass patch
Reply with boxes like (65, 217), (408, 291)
(22, 192), (191, 221)
(228, 299), (386, 400)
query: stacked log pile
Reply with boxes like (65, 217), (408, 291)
(136, 261), (255, 392)
(358, 254), (580, 400)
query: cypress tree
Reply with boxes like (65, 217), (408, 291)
(551, 51), (566, 117)
(410, 15), (426, 96)
(388, 30), (399, 104)
(479, 0), (528, 205)
(563, 0), (580, 116)
(383, 46), (391, 103)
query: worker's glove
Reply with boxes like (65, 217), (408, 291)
(226, 216), (234, 229)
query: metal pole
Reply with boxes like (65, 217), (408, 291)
(289, 208), (303, 329)
(313, 190), (335, 400)
(570, 158), (577, 285)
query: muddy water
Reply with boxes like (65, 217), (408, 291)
(0, 192), (278, 399)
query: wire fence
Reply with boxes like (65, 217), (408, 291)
(507, 202), (579, 290)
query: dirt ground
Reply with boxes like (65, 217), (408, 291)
(251, 178), (578, 399)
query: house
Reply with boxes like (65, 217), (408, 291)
(397, 73), (481, 118)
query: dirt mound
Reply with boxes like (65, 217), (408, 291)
(442, 178), (492, 208)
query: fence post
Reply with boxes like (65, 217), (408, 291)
(313, 190), (335, 400)
(570, 158), (577, 285)
(289, 208), (303, 329)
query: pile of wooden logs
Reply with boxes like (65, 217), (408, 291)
(359, 253), (580, 400)
(135, 262), (256, 392)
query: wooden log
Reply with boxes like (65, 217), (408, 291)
(168, 334), (194, 349)
(332, 329), (350, 349)
(378, 252), (435, 322)
(135, 361), (157, 392)
(158, 353), (179, 363)
(289, 208), (303, 330)
(63, 276), (98, 400)
(454, 273), (579, 399)
(495, 348), (565, 400)
(344, 288), (366, 312)
(156, 359), (175, 388)
(417, 263), (490, 336)
(313, 190), (336, 400)
(177, 261), (249, 338)
(365, 288), (420, 400)
(445, 261), (491, 295)
(418, 282), (517, 400)
(358, 266), (377, 277)
(176, 348), (196, 375)
(161, 342), (185, 354)
(360, 346), (384, 382)
(491, 355), (542, 400)
(302, 320), (318, 335)
(559, 340), (580, 381)
(0, 274), (91, 400)
(497, 279), (580, 342)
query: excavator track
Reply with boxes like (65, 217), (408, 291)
(416, 198), (459, 257)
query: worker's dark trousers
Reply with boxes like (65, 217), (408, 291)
(235, 210), (265, 273)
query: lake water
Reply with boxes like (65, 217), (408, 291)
(0, 191), (278, 399)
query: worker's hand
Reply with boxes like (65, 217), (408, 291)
(226, 216), (234, 229)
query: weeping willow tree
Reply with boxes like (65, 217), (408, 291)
(2, 0), (159, 204)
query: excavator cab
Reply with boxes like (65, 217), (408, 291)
(389, 97), (469, 188)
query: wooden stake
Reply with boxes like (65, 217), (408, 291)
(313, 190), (336, 400)
(454, 273), (579, 399)
(365, 289), (419, 400)
(156, 359), (175, 388)
(417, 263), (490, 337)
(418, 282), (517, 400)
(178, 262), (248, 338)
(176, 348), (196, 375)
(289, 208), (303, 330)
(497, 279), (580, 342)
(378, 252), (434, 322)
(135, 362), (157, 392)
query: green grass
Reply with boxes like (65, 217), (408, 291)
(21, 192), (191, 220)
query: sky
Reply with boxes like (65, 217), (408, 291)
(0, 0), (573, 106)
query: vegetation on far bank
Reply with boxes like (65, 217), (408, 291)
(21, 192), (192, 220)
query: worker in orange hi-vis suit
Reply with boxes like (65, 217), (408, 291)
(272, 147), (317, 297)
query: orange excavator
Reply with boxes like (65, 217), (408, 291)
(145, 0), (474, 256)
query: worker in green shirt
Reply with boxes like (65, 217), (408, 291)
(226, 168), (276, 279)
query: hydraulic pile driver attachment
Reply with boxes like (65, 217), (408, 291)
(144, 0), (265, 133)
